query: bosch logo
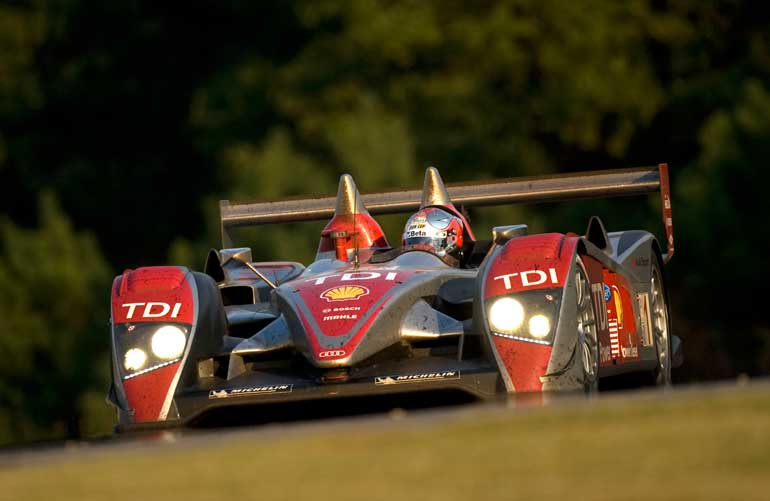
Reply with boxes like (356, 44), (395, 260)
(319, 350), (346, 358)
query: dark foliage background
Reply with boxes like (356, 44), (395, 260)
(1, 0), (768, 444)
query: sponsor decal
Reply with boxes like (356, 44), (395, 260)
(318, 350), (346, 358)
(308, 271), (399, 286)
(609, 321), (620, 357)
(322, 306), (361, 313)
(321, 305), (362, 321)
(374, 371), (460, 385)
(121, 302), (182, 319)
(493, 268), (559, 290)
(208, 385), (293, 399)
(621, 346), (639, 358)
(321, 285), (369, 302)
(603, 284), (611, 302)
(322, 314), (358, 321)
(600, 345), (613, 363)
(637, 293), (654, 347)
(591, 283), (609, 331)
(612, 286), (623, 329)
(635, 256), (650, 267)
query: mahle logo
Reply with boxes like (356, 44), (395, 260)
(321, 285), (369, 302)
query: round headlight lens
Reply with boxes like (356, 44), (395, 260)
(528, 314), (551, 338)
(151, 325), (186, 359)
(124, 348), (147, 371)
(488, 297), (525, 333)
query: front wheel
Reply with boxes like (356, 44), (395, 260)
(576, 257), (599, 394)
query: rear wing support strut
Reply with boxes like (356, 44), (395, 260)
(220, 164), (674, 263)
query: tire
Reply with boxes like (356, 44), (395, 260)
(576, 257), (599, 394)
(650, 256), (672, 386)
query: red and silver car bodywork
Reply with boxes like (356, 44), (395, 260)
(108, 165), (681, 430)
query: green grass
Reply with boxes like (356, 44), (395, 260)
(3, 385), (770, 501)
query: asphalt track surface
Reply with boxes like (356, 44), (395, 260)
(1, 378), (766, 467)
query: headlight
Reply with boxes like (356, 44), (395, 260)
(528, 314), (551, 338)
(151, 325), (186, 359)
(124, 348), (147, 371)
(488, 297), (525, 333)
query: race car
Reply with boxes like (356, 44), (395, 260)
(108, 165), (682, 430)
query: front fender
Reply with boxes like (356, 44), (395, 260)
(477, 233), (582, 392)
(109, 267), (225, 425)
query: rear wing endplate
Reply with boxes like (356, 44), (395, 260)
(220, 163), (674, 263)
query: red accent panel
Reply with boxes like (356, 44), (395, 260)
(484, 234), (579, 298)
(492, 338), (552, 392)
(292, 267), (416, 360)
(603, 270), (639, 362)
(111, 267), (194, 324)
(317, 214), (390, 259)
(122, 361), (180, 422)
(581, 255), (613, 367)
(298, 299), (387, 362)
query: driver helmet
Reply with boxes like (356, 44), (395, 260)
(402, 207), (465, 262)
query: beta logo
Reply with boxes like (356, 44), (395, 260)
(493, 268), (559, 290)
(320, 285), (369, 302)
(120, 302), (182, 319)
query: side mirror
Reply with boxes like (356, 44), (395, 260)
(219, 247), (253, 265)
(492, 224), (528, 245)
(204, 247), (253, 284)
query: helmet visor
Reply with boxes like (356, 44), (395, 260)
(403, 235), (448, 254)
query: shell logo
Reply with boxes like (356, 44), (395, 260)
(321, 285), (369, 302)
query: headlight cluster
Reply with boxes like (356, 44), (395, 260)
(488, 297), (552, 340)
(121, 324), (188, 373)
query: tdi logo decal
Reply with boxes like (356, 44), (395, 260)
(121, 302), (182, 319)
(318, 350), (346, 358)
(208, 385), (293, 399)
(493, 268), (559, 290)
(307, 271), (398, 286)
(375, 371), (460, 385)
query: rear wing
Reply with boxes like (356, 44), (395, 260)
(220, 163), (674, 263)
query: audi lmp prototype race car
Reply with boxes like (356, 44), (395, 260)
(108, 165), (682, 430)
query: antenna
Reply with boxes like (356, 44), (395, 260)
(353, 183), (360, 270)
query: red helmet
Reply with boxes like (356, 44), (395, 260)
(402, 207), (464, 262)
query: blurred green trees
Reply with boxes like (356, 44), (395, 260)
(0, 0), (769, 443)
(0, 193), (109, 444)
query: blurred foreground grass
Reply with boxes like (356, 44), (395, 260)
(3, 385), (770, 501)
